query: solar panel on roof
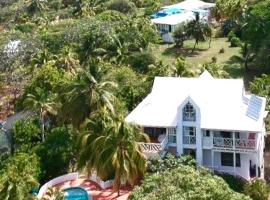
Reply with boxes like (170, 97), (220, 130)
(246, 95), (263, 120)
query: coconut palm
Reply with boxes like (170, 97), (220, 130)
(62, 63), (117, 127)
(186, 12), (212, 52)
(23, 88), (60, 142)
(78, 113), (149, 196)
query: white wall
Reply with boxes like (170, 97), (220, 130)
(203, 149), (211, 166)
(37, 172), (79, 199)
(212, 152), (256, 180)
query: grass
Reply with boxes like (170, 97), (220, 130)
(149, 37), (243, 78)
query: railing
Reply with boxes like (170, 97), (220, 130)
(213, 137), (233, 148)
(235, 139), (256, 149)
(139, 134), (168, 153)
(183, 135), (196, 145)
(213, 137), (256, 150)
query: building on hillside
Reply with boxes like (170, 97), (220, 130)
(126, 71), (268, 180)
(151, 0), (215, 43)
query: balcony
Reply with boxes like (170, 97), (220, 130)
(183, 135), (196, 145)
(138, 134), (168, 157)
(212, 137), (256, 150)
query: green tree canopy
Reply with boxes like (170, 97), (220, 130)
(130, 165), (251, 200)
(0, 152), (40, 200)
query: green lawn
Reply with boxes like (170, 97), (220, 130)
(149, 38), (244, 78)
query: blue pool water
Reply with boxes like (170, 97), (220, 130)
(151, 8), (183, 18)
(64, 187), (91, 200)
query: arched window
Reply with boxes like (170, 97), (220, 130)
(183, 102), (196, 121)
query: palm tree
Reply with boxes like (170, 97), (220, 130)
(23, 88), (60, 142)
(186, 12), (212, 52)
(62, 63), (117, 127)
(78, 113), (149, 196)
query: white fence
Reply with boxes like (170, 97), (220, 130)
(37, 172), (117, 199)
(88, 172), (115, 189)
(37, 172), (79, 199)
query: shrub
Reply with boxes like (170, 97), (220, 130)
(219, 47), (225, 53)
(221, 19), (238, 36)
(211, 56), (217, 63)
(107, 0), (137, 14)
(36, 125), (77, 183)
(228, 31), (236, 42)
(12, 119), (41, 150)
(129, 51), (156, 73)
(15, 22), (36, 33)
(244, 179), (270, 200)
(230, 37), (241, 47)
(147, 154), (196, 173)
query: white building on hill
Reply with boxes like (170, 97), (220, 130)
(152, 0), (215, 43)
(126, 71), (268, 180)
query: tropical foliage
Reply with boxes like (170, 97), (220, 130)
(244, 179), (270, 200)
(129, 165), (251, 200)
(1, 0), (270, 199)
(0, 152), (40, 200)
(78, 111), (149, 194)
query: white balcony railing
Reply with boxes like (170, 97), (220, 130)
(213, 137), (256, 150)
(138, 134), (168, 154)
(183, 135), (196, 145)
(235, 139), (256, 149)
(213, 137), (233, 148)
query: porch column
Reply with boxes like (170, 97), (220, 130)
(256, 154), (259, 178)
(176, 126), (183, 156)
(196, 128), (203, 165)
(233, 152), (236, 176)
(211, 150), (214, 171)
(233, 132), (236, 176)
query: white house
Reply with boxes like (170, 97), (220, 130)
(126, 71), (268, 180)
(151, 0), (215, 43)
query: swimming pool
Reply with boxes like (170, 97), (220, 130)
(64, 187), (91, 200)
(151, 8), (183, 18)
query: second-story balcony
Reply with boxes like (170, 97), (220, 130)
(138, 134), (168, 157)
(138, 127), (168, 157)
(213, 137), (256, 150)
(202, 131), (257, 151)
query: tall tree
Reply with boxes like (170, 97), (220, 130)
(23, 87), (60, 142)
(62, 62), (116, 127)
(78, 112), (149, 196)
(186, 12), (212, 52)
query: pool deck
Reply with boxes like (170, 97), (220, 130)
(53, 178), (130, 200)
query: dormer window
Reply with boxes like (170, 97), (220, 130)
(183, 102), (196, 121)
